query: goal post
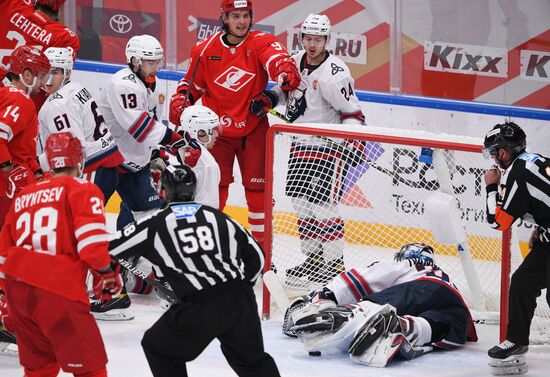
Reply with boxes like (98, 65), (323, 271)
(261, 122), (547, 343)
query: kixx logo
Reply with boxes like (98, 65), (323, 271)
(424, 41), (508, 78)
(521, 50), (550, 81)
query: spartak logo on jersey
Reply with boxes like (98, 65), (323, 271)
(214, 66), (256, 92)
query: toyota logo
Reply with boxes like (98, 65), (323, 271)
(109, 14), (133, 34)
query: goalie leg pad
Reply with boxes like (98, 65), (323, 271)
(294, 301), (395, 353)
(489, 355), (528, 376)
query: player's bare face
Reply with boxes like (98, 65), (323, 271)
(302, 35), (327, 63)
(30, 71), (49, 95)
(139, 59), (162, 83)
(224, 11), (251, 42)
(198, 128), (220, 150)
(44, 68), (65, 94)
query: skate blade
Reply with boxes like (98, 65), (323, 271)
(93, 309), (135, 321)
(0, 342), (18, 357)
(489, 355), (527, 375)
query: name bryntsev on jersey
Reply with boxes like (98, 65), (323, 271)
(37, 81), (121, 172)
(99, 68), (169, 172)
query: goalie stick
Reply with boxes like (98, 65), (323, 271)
(117, 258), (181, 305)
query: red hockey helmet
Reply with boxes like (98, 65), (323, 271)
(35, 0), (66, 12)
(9, 46), (51, 76)
(220, 0), (252, 13)
(45, 132), (84, 170)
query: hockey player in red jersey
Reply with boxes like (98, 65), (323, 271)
(0, 45), (51, 229)
(0, 132), (121, 377)
(169, 0), (300, 248)
(0, 0), (80, 109)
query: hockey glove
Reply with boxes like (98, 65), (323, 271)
(274, 57), (300, 91)
(0, 290), (15, 333)
(343, 139), (367, 168)
(172, 132), (202, 168)
(6, 164), (33, 199)
(169, 92), (193, 128)
(250, 90), (278, 117)
(91, 263), (123, 302)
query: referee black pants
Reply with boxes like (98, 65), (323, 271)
(507, 240), (550, 345)
(141, 281), (280, 377)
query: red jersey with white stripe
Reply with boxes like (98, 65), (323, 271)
(177, 31), (292, 137)
(0, 0), (80, 68)
(0, 85), (40, 173)
(0, 175), (110, 304)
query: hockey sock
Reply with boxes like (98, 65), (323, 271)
(24, 363), (60, 377)
(74, 366), (108, 377)
(219, 186), (229, 211)
(245, 189), (265, 248)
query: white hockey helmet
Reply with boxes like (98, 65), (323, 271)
(180, 105), (221, 146)
(125, 34), (164, 66)
(300, 14), (332, 42)
(44, 47), (73, 86)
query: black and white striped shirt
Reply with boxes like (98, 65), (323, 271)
(109, 202), (265, 298)
(486, 152), (550, 242)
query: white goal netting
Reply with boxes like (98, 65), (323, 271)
(263, 123), (549, 344)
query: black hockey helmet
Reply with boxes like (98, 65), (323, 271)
(160, 165), (197, 202)
(394, 243), (436, 267)
(483, 122), (526, 159)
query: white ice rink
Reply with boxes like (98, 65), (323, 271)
(1, 288), (550, 377)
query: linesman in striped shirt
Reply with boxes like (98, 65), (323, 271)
(483, 122), (550, 370)
(109, 165), (280, 377)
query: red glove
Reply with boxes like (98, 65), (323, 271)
(172, 133), (202, 168)
(91, 263), (123, 302)
(169, 92), (193, 128)
(273, 57), (300, 91)
(6, 164), (32, 199)
(249, 90), (278, 117)
(0, 291), (15, 332)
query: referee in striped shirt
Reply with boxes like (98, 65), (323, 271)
(483, 122), (550, 365)
(109, 165), (280, 377)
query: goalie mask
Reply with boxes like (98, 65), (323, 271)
(160, 165), (197, 202)
(179, 105), (221, 146)
(394, 243), (436, 267)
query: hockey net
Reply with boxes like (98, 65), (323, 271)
(262, 123), (550, 344)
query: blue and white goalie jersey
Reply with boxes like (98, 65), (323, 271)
(98, 68), (170, 172)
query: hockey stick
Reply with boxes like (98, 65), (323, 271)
(175, 32), (221, 132)
(263, 270), (290, 313)
(117, 258), (181, 305)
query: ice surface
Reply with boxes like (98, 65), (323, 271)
(1, 290), (550, 377)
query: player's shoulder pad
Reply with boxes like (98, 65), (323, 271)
(44, 82), (79, 106)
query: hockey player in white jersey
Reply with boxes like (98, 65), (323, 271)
(283, 243), (478, 367)
(250, 14), (367, 285)
(98, 34), (199, 228)
(38, 47), (124, 185)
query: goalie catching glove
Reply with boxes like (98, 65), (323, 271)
(91, 262), (123, 302)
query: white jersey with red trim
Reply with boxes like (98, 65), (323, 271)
(98, 68), (169, 172)
(165, 144), (220, 209)
(327, 260), (460, 305)
(38, 81), (123, 173)
(273, 50), (364, 125)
